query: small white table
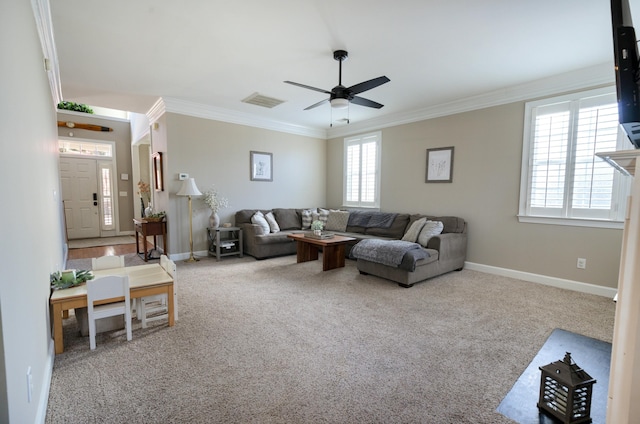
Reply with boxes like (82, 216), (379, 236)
(50, 264), (174, 354)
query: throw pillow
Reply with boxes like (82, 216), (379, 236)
(401, 217), (426, 243)
(325, 210), (350, 232)
(312, 208), (330, 224)
(273, 208), (300, 230)
(264, 211), (280, 233)
(301, 209), (314, 229)
(251, 211), (270, 235)
(417, 220), (444, 247)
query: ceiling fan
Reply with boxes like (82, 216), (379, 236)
(57, 121), (113, 132)
(285, 50), (390, 111)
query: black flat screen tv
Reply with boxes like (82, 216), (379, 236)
(611, 0), (640, 148)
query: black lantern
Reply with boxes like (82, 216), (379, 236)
(537, 352), (596, 423)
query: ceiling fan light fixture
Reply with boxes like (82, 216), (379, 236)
(331, 98), (349, 109)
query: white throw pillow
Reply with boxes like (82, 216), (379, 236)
(325, 210), (350, 232)
(417, 220), (444, 247)
(264, 211), (280, 233)
(401, 217), (426, 243)
(301, 209), (314, 229)
(251, 211), (270, 235)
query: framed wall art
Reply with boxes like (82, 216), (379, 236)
(250, 151), (273, 182)
(426, 146), (454, 183)
(152, 152), (164, 191)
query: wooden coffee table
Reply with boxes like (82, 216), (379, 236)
(287, 233), (356, 271)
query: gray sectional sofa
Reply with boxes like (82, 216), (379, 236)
(234, 208), (467, 287)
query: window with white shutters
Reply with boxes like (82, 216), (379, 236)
(344, 132), (381, 208)
(519, 87), (631, 227)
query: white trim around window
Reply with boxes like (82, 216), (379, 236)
(343, 131), (382, 208)
(518, 86), (631, 229)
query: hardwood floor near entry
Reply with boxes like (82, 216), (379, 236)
(68, 239), (153, 260)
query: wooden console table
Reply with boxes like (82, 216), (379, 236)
(134, 218), (167, 261)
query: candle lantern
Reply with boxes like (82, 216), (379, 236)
(537, 352), (596, 423)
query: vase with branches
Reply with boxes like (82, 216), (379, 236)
(202, 186), (229, 228)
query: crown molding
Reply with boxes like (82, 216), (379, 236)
(31, 0), (62, 106)
(143, 62), (614, 141)
(153, 97), (327, 139)
(326, 62), (615, 139)
(146, 97), (166, 125)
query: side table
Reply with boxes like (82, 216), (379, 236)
(134, 218), (167, 261)
(207, 227), (243, 261)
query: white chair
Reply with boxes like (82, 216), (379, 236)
(91, 255), (125, 270)
(138, 254), (177, 328)
(91, 254), (138, 315)
(86, 275), (133, 350)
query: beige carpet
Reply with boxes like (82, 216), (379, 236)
(68, 236), (135, 249)
(46, 255), (616, 423)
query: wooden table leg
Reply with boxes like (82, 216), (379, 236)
(167, 285), (175, 326)
(52, 303), (64, 354)
(296, 241), (319, 263)
(322, 244), (346, 271)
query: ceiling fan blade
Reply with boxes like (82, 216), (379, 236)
(350, 96), (384, 109)
(57, 121), (113, 132)
(284, 81), (332, 95)
(348, 76), (390, 95)
(304, 98), (329, 110)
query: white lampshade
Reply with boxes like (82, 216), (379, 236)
(330, 98), (349, 109)
(176, 178), (202, 196)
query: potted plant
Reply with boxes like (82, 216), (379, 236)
(311, 220), (324, 235)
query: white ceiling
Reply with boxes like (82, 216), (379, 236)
(49, 0), (635, 135)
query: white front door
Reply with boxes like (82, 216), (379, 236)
(60, 157), (100, 239)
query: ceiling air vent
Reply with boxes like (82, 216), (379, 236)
(242, 93), (286, 109)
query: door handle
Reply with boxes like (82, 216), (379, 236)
(93, 193), (98, 206)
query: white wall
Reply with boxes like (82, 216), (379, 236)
(0, 1), (65, 422)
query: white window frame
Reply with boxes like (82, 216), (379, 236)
(343, 131), (382, 208)
(518, 87), (631, 229)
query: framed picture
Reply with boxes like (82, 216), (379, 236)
(152, 152), (164, 191)
(250, 151), (273, 182)
(426, 146), (454, 183)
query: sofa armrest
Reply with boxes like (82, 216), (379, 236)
(426, 232), (467, 261)
(239, 223), (262, 251)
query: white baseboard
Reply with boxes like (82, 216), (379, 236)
(169, 250), (209, 262)
(464, 262), (618, 299)
(39, 340), (55, 424)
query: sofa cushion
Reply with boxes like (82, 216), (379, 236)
(272, 208), (300, 230)
(251, 211), (270, 235)
(235, 209), (259, 225)
(401, 217), (426, 242)
(365, 213), (410, 238)
(427, 216), (465, 233)
(325, 210), (350, 232)
(265, 211), (280, 233)
(417, 220), (444, 247)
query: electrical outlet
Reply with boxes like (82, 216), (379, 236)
(577, 258), (587, 269)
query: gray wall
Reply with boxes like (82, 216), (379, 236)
(159, 113), (326, 257)
(327, 101), (623, 288)
(1, 1), (65, 422)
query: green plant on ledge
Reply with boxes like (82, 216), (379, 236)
(57, 101), (94, 114)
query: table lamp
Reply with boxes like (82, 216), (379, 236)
(176, 177), (202, 262)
